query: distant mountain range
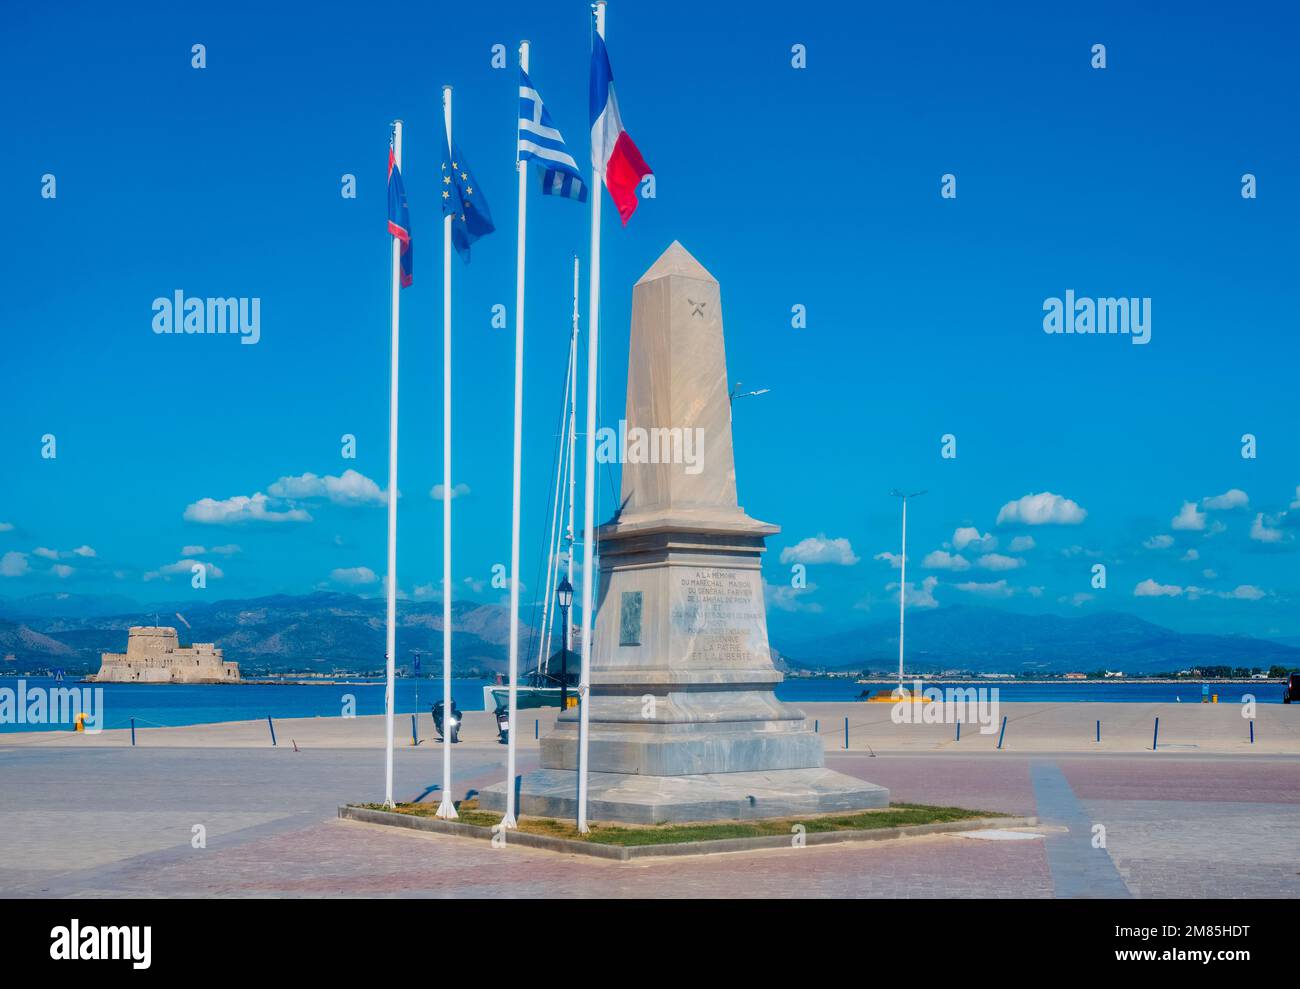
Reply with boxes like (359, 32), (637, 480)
(0, 592), (535, 676)
(1, 593), (1296, 676)
(775, 605), (1300, 674)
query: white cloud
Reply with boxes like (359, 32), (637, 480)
(1, 551), (30, 577)
(1008, 535), (1035, 552)
(780, 534), (859, 566)
(996, 492), (1086, 526)
(1291, 486), (1300, 510)
(1202, 568), (1218, 580)
(1202, 489), (1248, 510)
(1131, 581), (1263, 603)
(51, 564), (75, 578)
(1171, 501), (1206, 531)
(1061, 545), (1102, 558)
(462, 576), (486, 594)
(35, 545), (98, 560)
(0, 522), (13, 532)
(1180, 548), (1199, 561)
(269, 469), (386, 506)
(331, 566), (379, 586)
(886, 576), (938, 609)
(873, 551), (905, 569)
(1223, 584), (1266, 600)
(922, 550), (969, 571)
(1134, 579), (1182, 598)
(1143, 534), (1174, 550)
(430, 483), (472, 501)
(765, 580), (823, 613)
(144, 559), (226, 582)
(952, 527), (996, 552)
(1249, 512), (1286, 543)
(1061, 592), (1094, 607)
(181, 543), (241, 556)
(184, 493), (312, 524)
(954, 579), (1014, 598)
(976, 553), (1025, 571)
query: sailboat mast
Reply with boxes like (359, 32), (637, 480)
(536, 316), (576, 676)
(566, 255), (579, 653)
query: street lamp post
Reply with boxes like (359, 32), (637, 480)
(889, 489), (927, 692)
(556, 578), (574, 711)
(728, 380), (770, 408)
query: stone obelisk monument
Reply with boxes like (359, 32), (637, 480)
(482, 242), (887, 823)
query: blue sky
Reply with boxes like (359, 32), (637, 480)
(2, 0), (1298, 640)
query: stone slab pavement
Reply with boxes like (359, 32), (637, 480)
(3, 740), (1296, 898)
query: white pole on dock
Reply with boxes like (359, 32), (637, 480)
(435, 87), (458, 820)
(501, 39), (531, 831)
(577, 1), (607, 835)
(383, 119), (404, 810)
(890, 489), (926, 693)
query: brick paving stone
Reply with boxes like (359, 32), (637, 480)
(2, 744), (1294, 898)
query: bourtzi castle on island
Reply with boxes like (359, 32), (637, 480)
(91, 627), (240, 684)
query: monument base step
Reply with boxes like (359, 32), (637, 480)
(476, 767), (889, 825)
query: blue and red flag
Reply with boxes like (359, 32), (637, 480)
(387, 146), (413, 287)
(590, 32), (651, 225)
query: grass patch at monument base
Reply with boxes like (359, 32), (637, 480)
(342, 799), (1034, 859)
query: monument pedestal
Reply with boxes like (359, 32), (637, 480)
(485, 768), (887, 825)
(480, 243), (887, 824)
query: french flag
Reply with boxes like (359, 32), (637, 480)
(589, 33), (651, 225)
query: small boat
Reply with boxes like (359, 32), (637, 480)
(483, 665), (579, 717)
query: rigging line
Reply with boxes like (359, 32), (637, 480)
(537, 340), (575, 674)
(521, 341), (575, 672)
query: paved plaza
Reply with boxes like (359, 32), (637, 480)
(3, 726), (1296, 897)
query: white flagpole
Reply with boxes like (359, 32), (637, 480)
(578, 1), (606, 834)
(436, 87), (458, 820)
(502, 38), (531, 829)
(383, 118), (404, 810)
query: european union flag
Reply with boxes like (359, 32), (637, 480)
(440, 135), (495, 263)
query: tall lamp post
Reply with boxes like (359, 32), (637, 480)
(556, 578), (573, 711)
(889, 489), (927, 692)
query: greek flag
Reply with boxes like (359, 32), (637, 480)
(519, 69), (588, 202)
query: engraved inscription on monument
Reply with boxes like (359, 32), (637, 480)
(672, 567), (763, 664)
(619, 591), (643, 646)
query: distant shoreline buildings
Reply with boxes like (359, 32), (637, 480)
(91, 626), (240, 684)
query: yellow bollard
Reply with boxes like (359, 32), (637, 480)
(74, 712), (86, 732)
(1212, 694), (1218, 704)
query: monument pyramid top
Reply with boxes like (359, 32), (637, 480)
(606, 240), (775, 539)
(635, 240), (717, 286)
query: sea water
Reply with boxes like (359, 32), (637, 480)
(0, 675), (1286, 733)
